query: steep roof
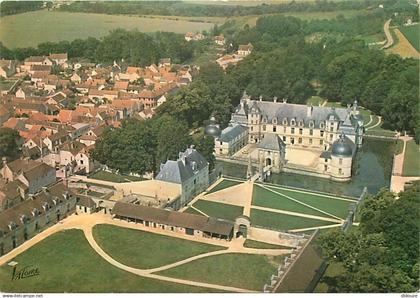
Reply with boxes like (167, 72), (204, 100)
(156, 147), (208, 184)
(218, 124), (247, 143)
(257, 134), (285, 151)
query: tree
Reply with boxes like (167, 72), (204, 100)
(152, 115), (191, 166)
(0, 128), (21, 161)
(317, 184), (419, 293)
(193, 134), (215, 171)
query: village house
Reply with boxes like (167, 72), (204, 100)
(59, 141), (95, 174)
(237, 43), (254, 57)
(49, 53), (68, 67)
(78, 124), (106, 146)
(214, 35), (226, 46)
(43, 130), (71, 153)
(0, 59), (17, 78)
(0, 159), (56, 194)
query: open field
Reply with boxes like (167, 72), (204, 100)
(0, 11), (215, 48)
(250, 209), (338, 232)
(402, 140), (420, 177)
(0, 229), (209, 293)
(385, 28), (419, 59)
(158, 253), (284, 291)
(88, 170), (144, 183)
(191, 200), (244, 221)
(400, 24), (420, 51)
(93, 224), (226, 269)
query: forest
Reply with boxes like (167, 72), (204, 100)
(317, 183), (419, 292)
(0, 1), (49, 16)
(58, 0), (415, 19)
(0, 30), (198, 66)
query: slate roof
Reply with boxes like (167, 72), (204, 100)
(112, 202), (233, 236)
(0, 182), (74, 236)
(257, 134), (285, 151)
(219, 124), (247, 142)
(156, 147), (208, 184)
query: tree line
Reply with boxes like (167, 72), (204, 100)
(0, 1), (49, 17)
(317, 183), (419, 292)
(0, 29), (196, 66)
(91, 115), (215, 175)
(59, 0), (381, 18)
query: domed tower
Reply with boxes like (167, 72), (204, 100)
(204, 116), (221, 138)
(330, 133), (354, 181)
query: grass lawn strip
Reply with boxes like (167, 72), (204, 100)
(206, 179), (242, 194)
(252, 185), (337, 220)
(266, 186), (353, 219)
(402, 140), (420, 176)
(250, 209), (338, 231)
(259, 185), (344, 221)
(243, 239), (294, 250)
(192, 200), (244, 221)
(158, 253), (284, 291)
(0, 229), (210, 293)
(288, 223), (343, 233)
(183, 207), (204, 215)
(251, 206), (341, 223)
(93, 224), (226, 269)
(260, 183), (358, 202)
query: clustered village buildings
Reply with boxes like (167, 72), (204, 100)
(0, 54), (198, 176)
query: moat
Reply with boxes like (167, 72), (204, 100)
(215, 138), (397, 198)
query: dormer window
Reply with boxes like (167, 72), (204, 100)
(262, 117), (267, 124)
(283, 118), (288, 125)
(309, 121), (314, 128)
(320, 122), (325, 129)
(291, 119), (296, 126)
(272, 117), (277, 124)
(298, 120), (304, 127)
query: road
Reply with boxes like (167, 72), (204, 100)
(381, 19), (393, 49)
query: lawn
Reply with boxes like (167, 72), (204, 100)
(158, 253), (284, 291)
(395, 139), (404, 155)
(263, 185), (354, 219)
(88, 170), (144, 183)
(243, 239), (293, 250)
(93, 224), (226, 269)
(192, 200), (244, 221)
(207, 179), (242, 194)
(250, 209), (337, 231)
(402, 140), (420, 177)
(0, 229), (210, 293)
(400, 24), (420, 52)
(252, 185), (334, 219)
(183, 207), (203, 215)
(0, 11), (214, 48)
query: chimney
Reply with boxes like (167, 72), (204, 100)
(282, 98), (287, 104)
(259, 95), (263, 102)
(307, 105), (313, 117)
(2, 157), (6, 168)
(273, 96), (277, 103)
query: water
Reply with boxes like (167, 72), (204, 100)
(215, 138), (396, 198)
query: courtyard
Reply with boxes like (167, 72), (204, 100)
(184, 177), (357, 233)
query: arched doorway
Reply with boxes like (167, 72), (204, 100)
(236, 224), (248, 238)
(234, 215), (251, 239)
(265, 158), (272, 166)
